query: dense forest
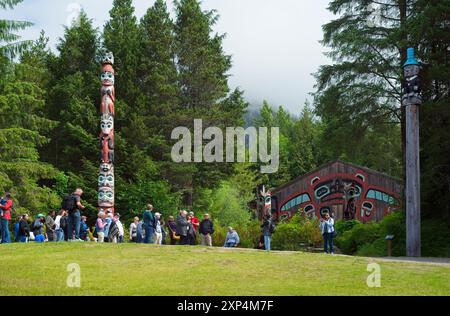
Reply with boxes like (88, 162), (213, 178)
(0, 0), (448, 230)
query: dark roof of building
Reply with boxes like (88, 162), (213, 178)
(272, 160), (403, 193)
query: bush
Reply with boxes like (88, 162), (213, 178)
(356, 238), (386, 257)
(336, 222), (380, 255)
(335, 219), (361, 235)
(271, 214), (322, 251)
(421, 219), (450, 257)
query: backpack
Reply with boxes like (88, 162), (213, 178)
(61, 195), (77, 213)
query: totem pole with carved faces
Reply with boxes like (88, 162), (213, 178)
(98, 52), (115, 214)
(257, 185), (272, 221)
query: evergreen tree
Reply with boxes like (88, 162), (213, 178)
(173, 0), (246, 205)
(138, 0), (179, 159)
(175, 0), (231, 111)
(0, 0), (32, 61)
(409, 0), (450, 219)
(314, 0), (407, 173)
(289, 104), (322, 178)
(42, 11), (100, 213)
(0, 29), (60, 213)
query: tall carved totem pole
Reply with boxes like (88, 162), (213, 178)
(402, 47), (422, 257)
(98, 52), (115, 213)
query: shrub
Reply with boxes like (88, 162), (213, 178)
(421, 219), (450, 257)
(336, 222), (380, 254)
(356, 238), (386, 257)
(335, 219), (361, 235)
(271, 214), (322, 251)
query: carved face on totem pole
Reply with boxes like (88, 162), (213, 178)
(101, 51), (114, 65)
(100, 163), (113, 173)
(101, 71), (115, 86)
(258, 186), (272, 220)
(100, 114), (114, 135)
(98, 187), (114, 207)
(98, 172), (114, 188)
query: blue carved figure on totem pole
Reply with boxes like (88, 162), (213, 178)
(402, 48), (422, 106)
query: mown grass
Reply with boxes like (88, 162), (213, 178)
(0, 243), (448, 296)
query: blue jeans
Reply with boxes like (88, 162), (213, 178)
(56, 229), (65, 242)
(19, 235), (28, 242)
(323, 232), (334, 253)
(264, 235), (271, 251)
(144, 223), (154, 244)
(1, 219), (10, 243)
(67, 210), (81, 240)
(224, 242), (236, 248)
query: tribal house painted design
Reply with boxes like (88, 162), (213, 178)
(268, 161), (403, 223)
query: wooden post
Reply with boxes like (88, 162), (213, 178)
(405, 103), (421, 256)
(402, 48), (421, 257)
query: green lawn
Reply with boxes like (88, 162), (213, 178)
(0, 243), (448, 296)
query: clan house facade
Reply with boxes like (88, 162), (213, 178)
(269, 161), (404, 223)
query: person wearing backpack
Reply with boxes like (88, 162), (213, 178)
(261, 214), (275, 251)
(320, 212), (335, 255)
(62, 188), (85, 242)
(0, 192), (14, 243)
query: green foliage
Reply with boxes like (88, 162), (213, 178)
(53, 172), (68, 198)
(335, 219), (361, 235)
(336, 211), (450, 257)
(207, 181), (251, 227)
(336, 222), (381, 255)
(271, 214), (323, 251)
(0, 0), (33, 60)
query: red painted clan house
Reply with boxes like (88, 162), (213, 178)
(270, 161), (403, 223)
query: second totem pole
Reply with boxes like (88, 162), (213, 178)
(98, 52), (115, 214)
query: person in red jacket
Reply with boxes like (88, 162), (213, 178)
(0, 192), (14, 243)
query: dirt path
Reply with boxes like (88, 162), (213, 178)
(375, 256), (450, 267)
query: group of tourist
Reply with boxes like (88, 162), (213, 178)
(1, 189), (336, 253)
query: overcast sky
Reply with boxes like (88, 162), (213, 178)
(1, 0), (334, 115)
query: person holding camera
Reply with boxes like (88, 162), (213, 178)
(320, 212), (335, 255)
